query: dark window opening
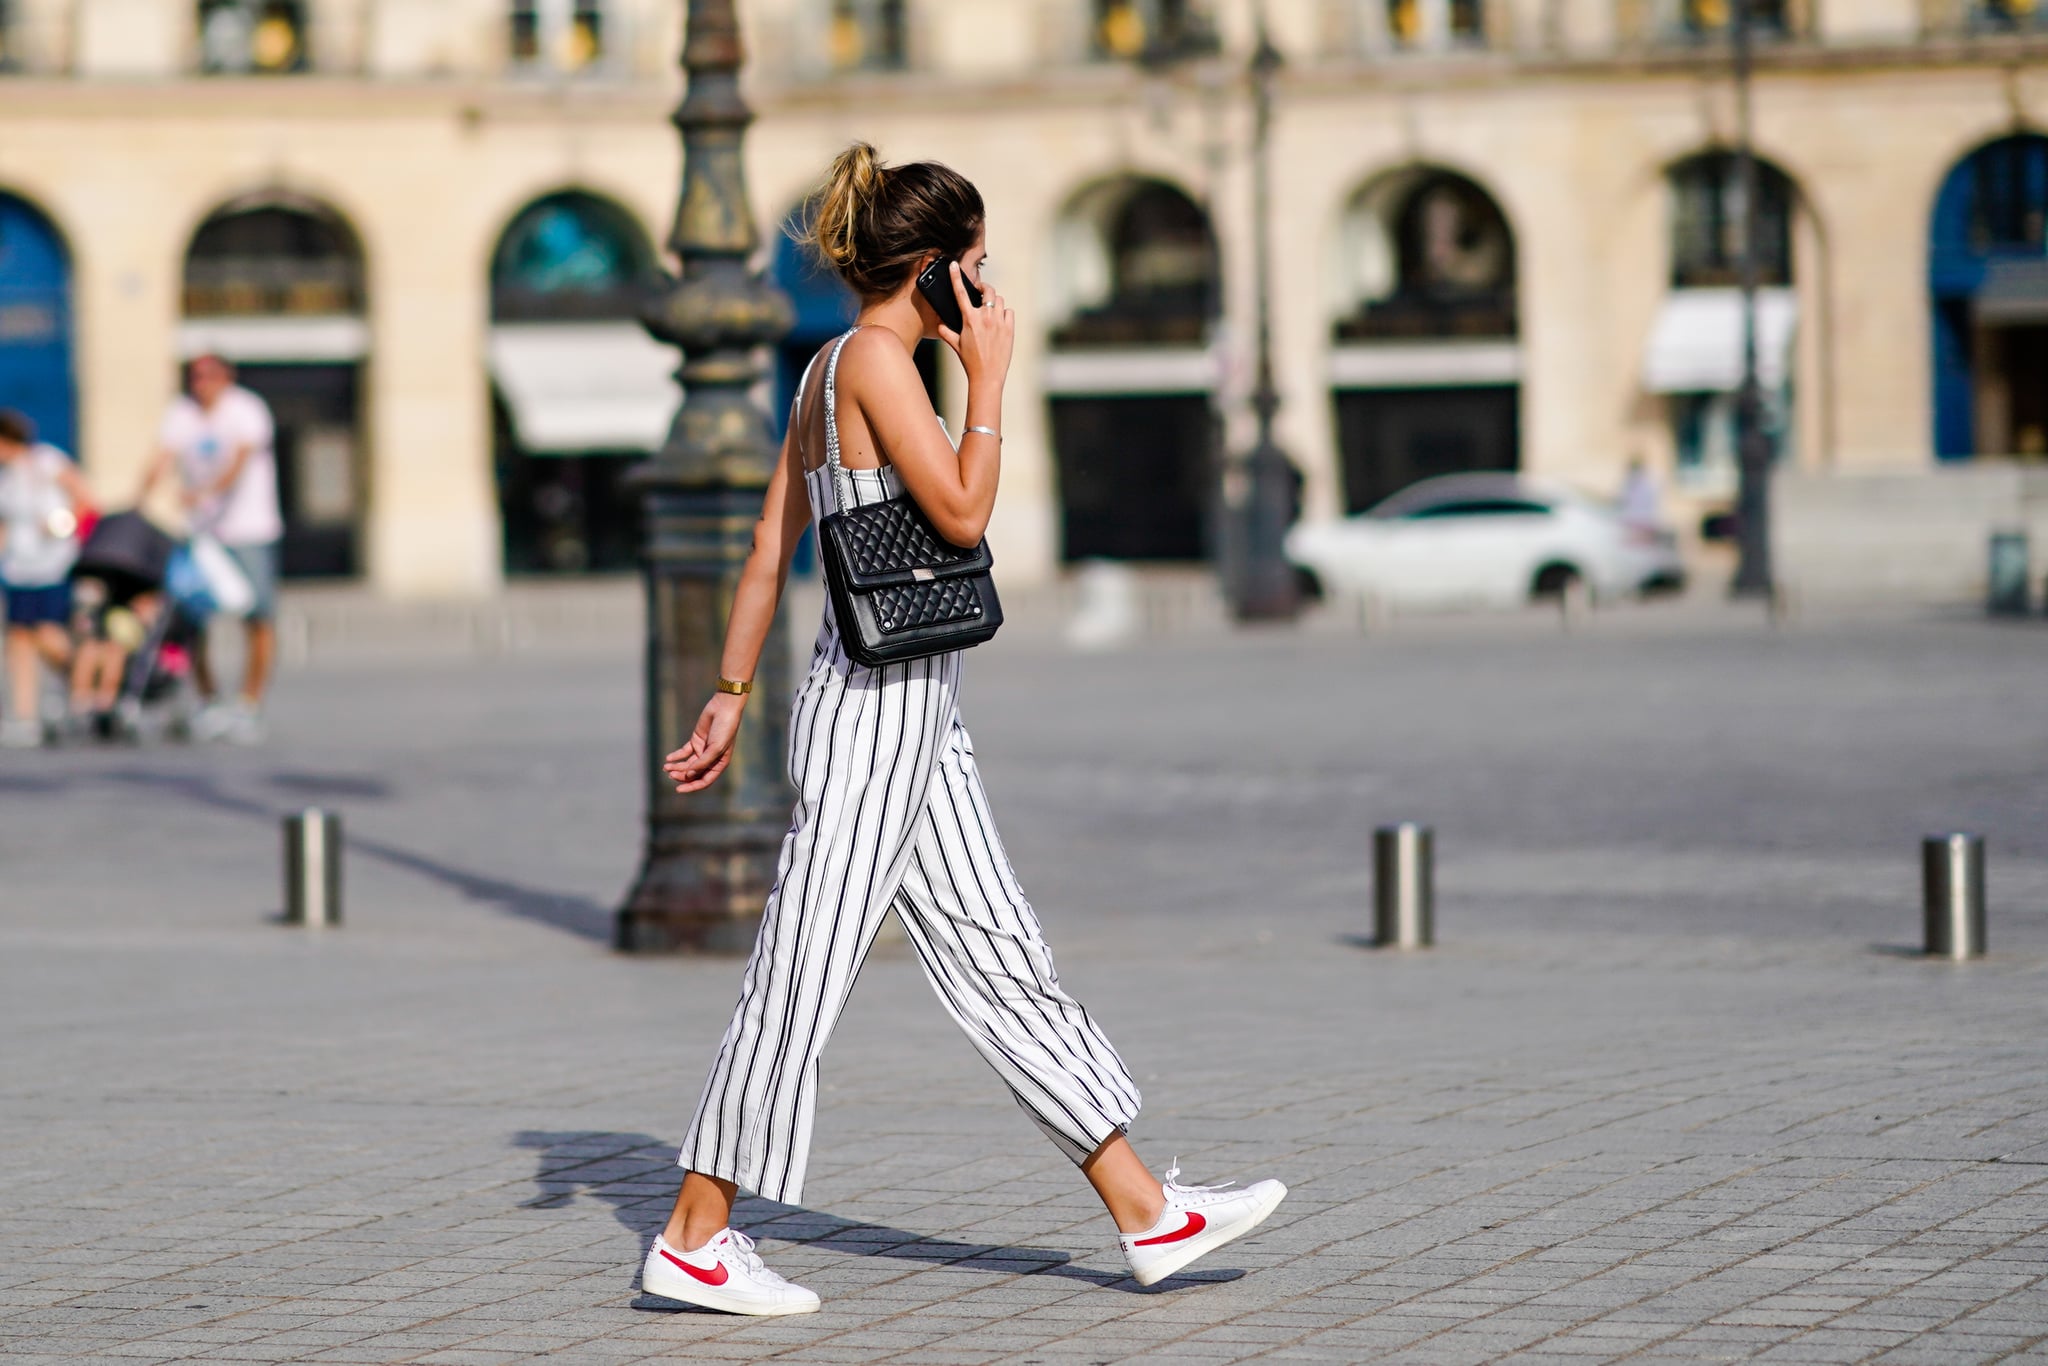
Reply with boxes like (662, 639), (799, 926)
(1334, 387), (1519, 514)
(1051, 182), (1220, 348)
(491, 193), (652, 322)
(1967, 136), (2048, 254)
(184, 203), (363, 317)
(1672, 0), (1788, 40)
(1337, 172), (1517, 341)
(1093, 0), (1219, 62)
(198, 0), (308, 73)
(1051, 395), (1216, 561)
(1668, 153), (1793, 289)
(830, 0), (907, 69)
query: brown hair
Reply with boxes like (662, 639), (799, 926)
(0, 409), (34, 447)
(798, 142), (985, 300)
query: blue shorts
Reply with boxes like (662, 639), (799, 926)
(4, 581), (72, 628)
(221, 541), (279, 623)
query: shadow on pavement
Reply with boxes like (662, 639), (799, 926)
(58, 766), (614, 944)
(513, 1130), (1244, 1303)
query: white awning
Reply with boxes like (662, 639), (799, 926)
(1329, 340), (1523, 389)
(178, 315), (369, 363)
(1642, 287), (1797, 394)
(1041, 347), (1217, 396)
(487, 322), (680, 454)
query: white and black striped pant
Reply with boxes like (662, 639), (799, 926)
(680, 638), (1141, 1204)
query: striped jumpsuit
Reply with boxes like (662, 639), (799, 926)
(678, 329), (1141, 1205)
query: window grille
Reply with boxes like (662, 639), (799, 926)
(1668, 154), (1793, 289)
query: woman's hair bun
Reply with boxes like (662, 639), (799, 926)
(794, 141), (985, 301)
(810, 142), (886, 269)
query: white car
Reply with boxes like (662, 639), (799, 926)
(1285, 473), (1684, 611)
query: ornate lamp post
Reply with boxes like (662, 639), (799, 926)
(1228, 10), (1302, 621)
(617, 0), (795, 953)
(1130, 0), (1300, 620)
(1728, 0), (1774, 600)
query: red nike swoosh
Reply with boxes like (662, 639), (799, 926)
(659, 1246), (730, 1286)
(1133, 1212), (1206, 1246)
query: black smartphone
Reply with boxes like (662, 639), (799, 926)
(914, 256), (984, 334)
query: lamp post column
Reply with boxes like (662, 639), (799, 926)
(1227, 8), (1302, 622)
(1729, 0), (1774, 600)
(617, 0), (795, 953)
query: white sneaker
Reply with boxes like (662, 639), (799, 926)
(223, 702), (266, 746)
(190, 702), (234, 742)
(0, 718), (41, 749)
(640, 1230), (820, 1316)
(1119, 1161), (1288, 1287)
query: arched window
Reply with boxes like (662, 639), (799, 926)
(0, 193), (76, 455)
(1930, 135), (2048, 460)
(490, 192), (651, 322)
(1668, 153), (1793, 289)
(510, 0), (609, 73)
(181, 194), (368, 577)
(487, 192), (664, 575)
(1329, 167), (1520, 513)
(1335, 168), (1516, 340)
(1049, 180), (1220, 348)
(184, 198), (362, 317)
(198, 0), (307, 73)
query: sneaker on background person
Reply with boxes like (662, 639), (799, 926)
(640, 1229), (820, 1316)
(0, 716), (42, 749)
(1118, 1162), (1289, 1288)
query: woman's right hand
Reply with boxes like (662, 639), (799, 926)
(937, 262), (1014, 389)
(663, 692), (747, 793)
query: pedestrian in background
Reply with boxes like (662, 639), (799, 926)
(1619, 456), (1662, 536)
(642, 143), (1288, 1317)
(137, 354), (282, 745)
(0, 409), (91, 749)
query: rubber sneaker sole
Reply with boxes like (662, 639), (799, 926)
(640, 1248), (820, 1316)
(1129, 1180), (1288, 1287)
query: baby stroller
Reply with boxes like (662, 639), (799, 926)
(68, 511), (203, 742)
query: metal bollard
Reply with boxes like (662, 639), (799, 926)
(1922, 833), (1985, 960)
(1988, 531), (2030, 616)
(1373, 823), (1434, 948)
(283, 809), (343, 927)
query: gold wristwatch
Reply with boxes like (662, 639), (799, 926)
(715, 677), (753, 696)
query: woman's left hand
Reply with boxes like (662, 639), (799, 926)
(664, 693), (747, 793)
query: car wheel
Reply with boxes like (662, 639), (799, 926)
(1531, 562), (1583, 601)
(1293, 566), (1324, 602)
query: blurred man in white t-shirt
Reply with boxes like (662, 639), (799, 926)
(138, 355), (284, 744)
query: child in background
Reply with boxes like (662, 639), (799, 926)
(0, 410), (91, 748)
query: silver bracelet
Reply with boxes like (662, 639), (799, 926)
(964, 426), (1001, 442)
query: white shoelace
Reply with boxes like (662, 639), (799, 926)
(713, 1230), (785, 1284)
(1162, 1157), (1239, 1200)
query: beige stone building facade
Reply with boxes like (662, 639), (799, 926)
(0, 0), (2041, 598)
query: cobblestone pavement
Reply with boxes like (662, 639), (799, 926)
(4, 605), (2048, 1364)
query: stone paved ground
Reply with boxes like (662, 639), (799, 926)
(4, 599), (2048, 1364)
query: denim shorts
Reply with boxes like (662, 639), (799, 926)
(221, 541), (279, 623)
(4, 581), (72, 628)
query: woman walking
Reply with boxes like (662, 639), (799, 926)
(643, 144), (1286, 1317)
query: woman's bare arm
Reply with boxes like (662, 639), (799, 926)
(850, 267), (1014, 546)
(661, 425), (814, 793)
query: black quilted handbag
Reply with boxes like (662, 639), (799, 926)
(813, 331), (1003, 667)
